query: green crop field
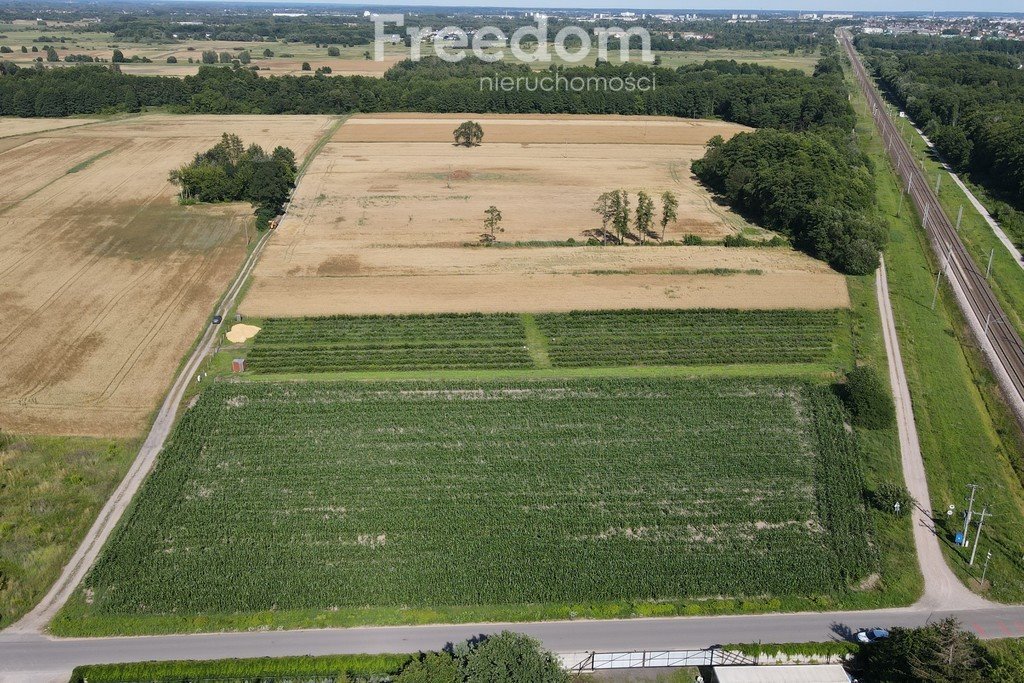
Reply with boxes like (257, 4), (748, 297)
(537, 309), (841, 368)
(67, 376), (873, 632)
(245, 312), (532, 373)
(244, 309), (844, 375)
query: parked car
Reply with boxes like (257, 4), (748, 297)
(856, 628), (890, 644)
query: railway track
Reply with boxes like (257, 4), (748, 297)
(840, 30), (1024, 423)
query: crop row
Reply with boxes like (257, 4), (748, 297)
(81, 377), (873, 616)
(245, 309), (842, 374)
(248, 313), (529, 373)
(536, 309), (840, 368)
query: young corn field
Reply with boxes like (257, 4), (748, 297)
(79, 377), (874, 617)
(244, 309), (842, 374)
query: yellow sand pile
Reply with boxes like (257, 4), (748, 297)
(225, 323), (261, 344)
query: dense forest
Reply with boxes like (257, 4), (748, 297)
(0, 58), (852, 132)
(692, 48), (883, 274)
(855, 34), (1024, 239)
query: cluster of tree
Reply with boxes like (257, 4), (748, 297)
(0, 57), (853, 133)
(98, 14), (378, 46)
(168, 133), (298, 229)
(857, 38), (1024, 214)
(592, 190), (679, 244)
(692, 127), (884, 274)
(852, 618), (1024, 682)
(392, 631), (567, 683)
(111, 49), (151, 63)
(200, 49), (250, 65)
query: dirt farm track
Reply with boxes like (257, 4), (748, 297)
(0, 115), (334, 437)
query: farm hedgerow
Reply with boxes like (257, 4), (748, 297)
(79, 377), (874, 618)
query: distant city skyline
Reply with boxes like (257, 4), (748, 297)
(197, 0), (1024, 13)
(200, 0), (1024, 16)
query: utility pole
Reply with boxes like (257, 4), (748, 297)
(932, 247), (953, 310)
(897, 188), (906, 217)
(987, 248), (995, 279)
(956, 205), (963, 231)
(962, 484), (979, 546)
(935, 173), (942, 193)
(970, 505), (991, 566)
(923, 205), (931, 229)
(981, 550), (993, 586)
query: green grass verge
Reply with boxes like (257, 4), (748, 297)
(724, 641), (858, 659)
(68, 653), (410, 683)
(851, 70), (1024, 601)
(54, 375), (887, 636)
(0, 435), (135, 630)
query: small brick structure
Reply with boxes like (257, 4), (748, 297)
(232, 358), (247, 373)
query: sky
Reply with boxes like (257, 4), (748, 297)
(230, 0), (1024, 15)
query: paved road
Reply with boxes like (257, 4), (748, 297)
(4, 605), (1024, 681)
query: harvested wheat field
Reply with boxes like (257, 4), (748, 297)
(242, 114), (847, 317)
(0, 117), (101, 139)
(0, 114), (334, 436)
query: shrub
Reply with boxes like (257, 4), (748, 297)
(842, 366), (895, 429)
(327, 46), (340, 57)
(871, 482), (913, 516)
(683, 234), (704, 245)
(723, 233), (754, 247)
(166, 56), (177, 64)
(832, 237), (879, 275)
(301, 61), (311, 71)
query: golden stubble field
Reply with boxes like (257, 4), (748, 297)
(0, 114), (335, 437)
(241, 114), (849, 317)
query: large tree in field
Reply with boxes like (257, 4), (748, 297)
(592, 191), (616, 244)
(481, 205), (503, 244)
(660, 191), (679, 241)
(635, 191), (655, 244)
(454, 120), (484, 147)
(612, 190), (630, 243)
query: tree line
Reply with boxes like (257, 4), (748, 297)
(592, 190), (678, 244)
(169, 133), (298, 229)
(856, 35), (1024, 239)
(0, 57), (852, 133)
